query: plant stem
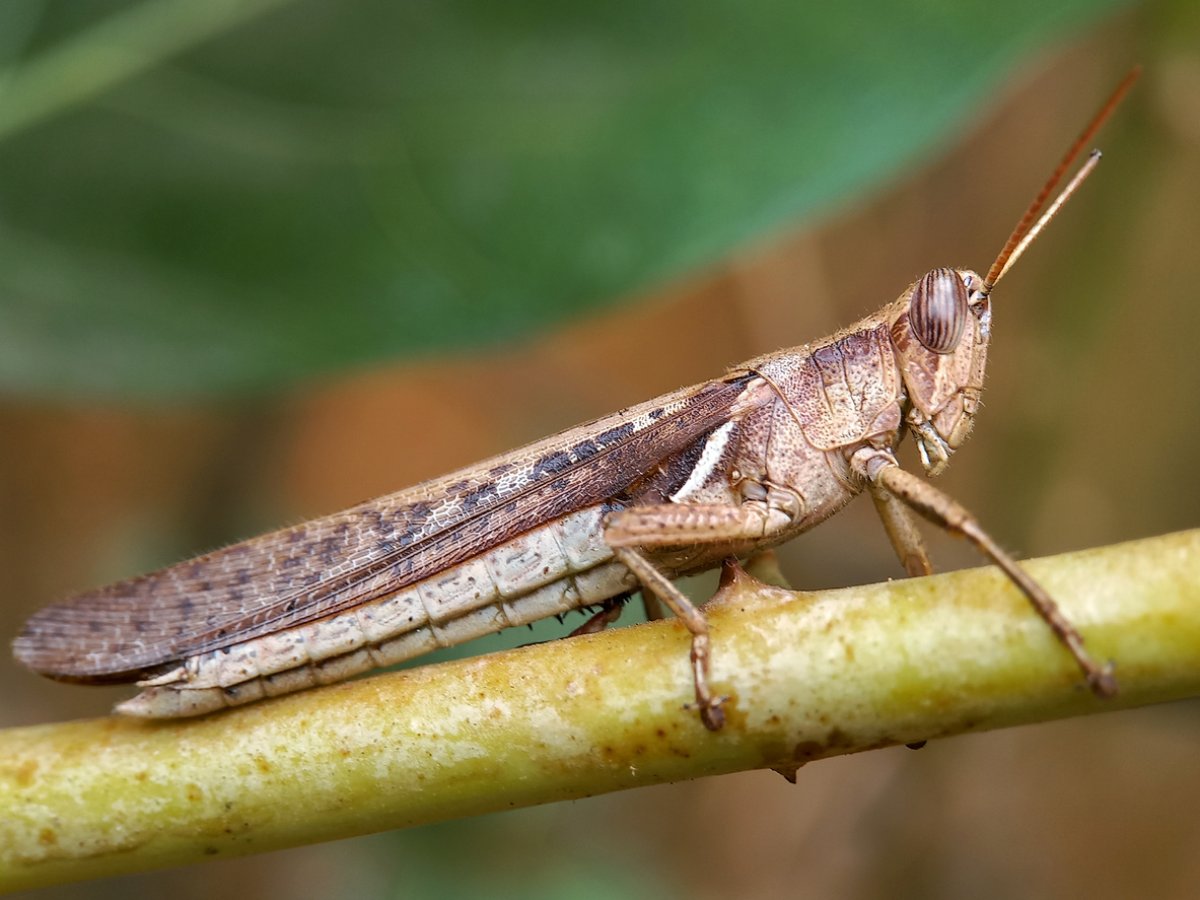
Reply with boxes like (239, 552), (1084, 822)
(2, 529), (1198, 891)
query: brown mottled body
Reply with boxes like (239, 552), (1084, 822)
(6, 274), (1092, 723)
(13, 71), (1138, 727)
(13, 379), (755, 683)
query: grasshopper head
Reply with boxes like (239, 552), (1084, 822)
(885, 68), (1135, 477)
(890, 267), (991, 476)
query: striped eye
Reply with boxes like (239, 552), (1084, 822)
(910, 268), (968, 353)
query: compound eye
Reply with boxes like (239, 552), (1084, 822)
(910, 268), (968, 353)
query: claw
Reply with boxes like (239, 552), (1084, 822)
(693, 695), (729, 731)
(1087, 662), (1119, 698)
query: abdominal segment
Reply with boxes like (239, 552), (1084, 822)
(118, 505), (635, 717)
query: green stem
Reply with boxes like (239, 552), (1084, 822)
(2, 529), (1198, 891)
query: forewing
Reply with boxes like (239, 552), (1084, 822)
(14, 375), (757, 682)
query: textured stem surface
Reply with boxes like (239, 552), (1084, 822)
(3, 529), (1198, 891)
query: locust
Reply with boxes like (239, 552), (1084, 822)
(13, 70), (1138, 730)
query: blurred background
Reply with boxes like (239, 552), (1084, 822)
(2, 0), (1198, 897)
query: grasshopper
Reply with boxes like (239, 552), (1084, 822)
(14, 70), (1137, 730)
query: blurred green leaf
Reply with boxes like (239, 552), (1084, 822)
(0, 0), (1128, 399)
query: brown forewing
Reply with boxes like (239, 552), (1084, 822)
(14, 375), (758, 683)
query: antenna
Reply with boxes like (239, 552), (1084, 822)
(983, 65), (1141, 293)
